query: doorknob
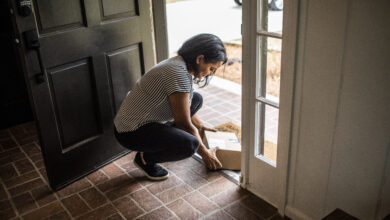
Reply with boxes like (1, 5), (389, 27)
(23, 29), (46, 84)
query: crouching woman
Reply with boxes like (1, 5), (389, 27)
(114, 34), (227, 180)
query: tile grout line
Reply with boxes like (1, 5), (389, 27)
(3, 169), (41, 189)
(97, 168), (112, 181)
(237, 197), (275, 220)
(104, 158), (159, 218)
(133, 157), (243, 219)
(17, 134), (74, 220)
(180, 198), (204, 219)
(133, 186), (180, 220)
(10, 171), (65, 217)
(88, 171), (142, 220)
(202, 208), (237, 220)
(7, 131), (22, 177)
(77, 186), (95, 211)
(127, 194), (148, 213)
(0, 180), (21, 218)
(82, 177), (128, 219)
(17, 122), (86, 219)
(161, 163), (243, 219)
(142, 174), (186, 218)
(5, 129), (39, 218)
(106, 159), (178, 219)
(135, 172), (189, 220)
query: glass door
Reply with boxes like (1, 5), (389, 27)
(241, 0), (298, 214)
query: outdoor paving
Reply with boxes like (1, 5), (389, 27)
(195, 85), (241, 129)
(0, 122), (287, 219)
(195, 82), (279, 145)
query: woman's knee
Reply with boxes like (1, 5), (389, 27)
(182, 136), (200, 157)
(192, 92), (203, 107)
(190, 92), (203, 116)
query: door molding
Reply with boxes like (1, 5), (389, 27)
(152, 0), (169, 62)
(276, 0), (300, 215)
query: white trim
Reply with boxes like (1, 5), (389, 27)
(209, 76), (241, 95)
(285, 205), (313, 220)
(241, 0), (257, 189)
(277, 0), (300, 215)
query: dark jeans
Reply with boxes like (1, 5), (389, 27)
(114, 92), (203, 164)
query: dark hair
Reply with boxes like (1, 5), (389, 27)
(178, 34), (227, 87)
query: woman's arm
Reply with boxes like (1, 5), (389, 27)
(191, 114), (203, 129)
(191, 114), (217, 138)
(168, 92), (222, 170)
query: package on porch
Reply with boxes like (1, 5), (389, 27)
(202, 131), (241, 170)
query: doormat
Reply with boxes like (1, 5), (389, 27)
(214, 122), (277, 162)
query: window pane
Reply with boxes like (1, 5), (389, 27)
(258, 0), (283, 34)
(257, 36), (282, 102)
(256, 102), (278, 164)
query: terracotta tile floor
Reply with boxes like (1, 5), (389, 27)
(195, 85), (242, 128)
(0, 121), (287, 219)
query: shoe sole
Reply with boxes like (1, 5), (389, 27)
(133, 160), (169, 181)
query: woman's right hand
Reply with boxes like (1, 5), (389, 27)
(201, 147), (222, 170)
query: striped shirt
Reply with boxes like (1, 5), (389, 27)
(114, 56), (193, 133)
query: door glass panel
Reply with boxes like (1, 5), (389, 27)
(256, 102), (278, 164)
(255, 0), (282, 166)
(258, 0), (284, 34)
(257, 36), (282, 102)
(264, 104), (278, 163)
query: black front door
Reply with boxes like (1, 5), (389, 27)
(10, 0), (155, 190)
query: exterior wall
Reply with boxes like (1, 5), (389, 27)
(285, 0), (390, 219)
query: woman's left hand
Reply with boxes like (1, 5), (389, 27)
(201, 147), (222, 170)
(200, 125), (217, 132)
(198, 125), (217, 137)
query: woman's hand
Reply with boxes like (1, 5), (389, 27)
(201, 147), (222, 170)
(198, 125), (217, 138)
(199, 125), (217, 133)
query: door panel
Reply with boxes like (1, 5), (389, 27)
(106, 44), (143, 112)
(47, 59), (102, 151)
(34, 0), (85, 33)
(10, 0), (155, 190)
(101, 0), (137, 18)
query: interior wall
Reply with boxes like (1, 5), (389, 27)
(0, 1), (33, 129)
(285, 0), (390, 219)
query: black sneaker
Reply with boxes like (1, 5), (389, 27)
(133, 152), (169, 180)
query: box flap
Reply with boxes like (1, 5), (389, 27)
(204, 131), (241, 151)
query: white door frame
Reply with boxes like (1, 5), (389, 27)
(241, 0), (300, 215)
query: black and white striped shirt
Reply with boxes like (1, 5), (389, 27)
(114, 56), (193, 133)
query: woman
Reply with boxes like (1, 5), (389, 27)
(114, 34), (227, 180)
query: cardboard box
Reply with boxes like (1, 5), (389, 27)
(203, 131), (241, 170)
